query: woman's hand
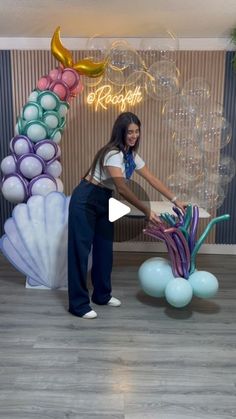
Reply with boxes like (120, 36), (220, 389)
(174, 199), (188, 213)
(145, 209), (162, 225)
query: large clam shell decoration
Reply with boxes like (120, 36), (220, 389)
(0, 192), (70, 288)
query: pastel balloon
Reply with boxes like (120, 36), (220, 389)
(138, 257), (174, 297)
(55, 177), (64, 192)
(1, 174), (28, 203)
(58, 102), (70, 118)
(28, 90), (39, 102)
(1, 155), (17, 175)
(25, 121), (48, 143)
(188, 271), (219, 298)
(49, 80), (70, 101)
(17, 154), (45, 179)
(61, 68), (79, 89)
(165, 278), (193, 308)
(50, 128), (62, 144)
(29, 174), (57, 197)
(37, 75), (51, 91)
(45, 159), (62, 178)
(22, 102), (43, 121)
(43, 111), (60, 129)
(10, 135), (34, 156)
(34, 140), (58, 161)
(49, 66), (63, 81)
(37, 91), (59, 111)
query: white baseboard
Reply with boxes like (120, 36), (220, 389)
(113, 242), (236, 255)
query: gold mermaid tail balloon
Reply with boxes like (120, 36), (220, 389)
(51, 27), (108, 78)
(51, 27), (73, 68)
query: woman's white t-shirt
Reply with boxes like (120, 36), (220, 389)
(89, 149), (145, 190)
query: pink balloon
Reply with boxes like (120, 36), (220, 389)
(49, 67), (63, 81)
(61, 68), (79, 89)
(49, 81), (70, 101)
(37, 76), (51, 91)
(70, 81), (84, 97)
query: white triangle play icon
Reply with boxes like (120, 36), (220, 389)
(109, 198), (131, 222)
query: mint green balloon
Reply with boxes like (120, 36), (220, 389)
(188, 271), (219, 298)
(138, 257), (174, 297)
(165, 278), (193, 308)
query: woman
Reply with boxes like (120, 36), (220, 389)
(68, 112), (186, 319)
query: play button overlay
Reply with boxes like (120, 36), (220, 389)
(109, 198), (131, 222)
(83, 177), (150, 242)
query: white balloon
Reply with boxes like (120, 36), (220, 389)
(30, 177), (57, 196)
(1, 176), (27, 203)
(35, 142), (57, 161)
(13, 137), (32, 156)
(45, 160), (62, 178)
(55, 177), (64, 192)
(1, 155), (17, 175)
(18, 156), (44, 179)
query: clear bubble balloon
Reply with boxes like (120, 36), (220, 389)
(182, 77), (211, 107)
(86, 35), (110, 60)
(197, 115), (232, 151)
(146, 60), (179, 101)
(207, 155), (236, 185)
(190, 181), (225, 210)
(161, 172), (191, 202)
(172, 128), (199, 152)
(139, 30), (179, 62)
(177, 149), (204, 181)
(124, 70), (152, 102)
(162, 95), (198, 132)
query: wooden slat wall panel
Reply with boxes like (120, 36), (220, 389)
(7, 50), (226, 244)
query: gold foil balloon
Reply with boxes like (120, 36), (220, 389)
(51, 27), (108, 78)
(51, 27), (73, 68)
(72, 58), (108, 78)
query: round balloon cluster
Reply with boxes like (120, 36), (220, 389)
(0, 65), (83, 204)
(162, 85), (235, 211)
(138, 204), (230, 308)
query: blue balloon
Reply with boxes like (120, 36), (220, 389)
(165, 278), (193, 308)
(188, 270), (219, 298)
(138, 257), (174, 297)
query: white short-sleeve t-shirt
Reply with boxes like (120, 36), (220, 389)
(89, 149), (145, 190)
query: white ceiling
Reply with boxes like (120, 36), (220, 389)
(0, 0), (236, 39)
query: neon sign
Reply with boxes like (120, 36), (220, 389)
(87, 84), (142, 111)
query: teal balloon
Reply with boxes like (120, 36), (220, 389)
(138, 257), (174, 297)
(165, 278), (193, 308)
(188, 270), (219, 298)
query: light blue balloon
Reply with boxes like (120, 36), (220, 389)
(165, 278), (193, 308)
(138, 257), (174, 297)
(188, 270), (219, 298)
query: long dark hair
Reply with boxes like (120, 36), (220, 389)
(83, 112), (141, 180)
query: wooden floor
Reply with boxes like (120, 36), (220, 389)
(0, 251), (236, 419)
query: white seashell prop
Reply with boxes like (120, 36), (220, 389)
(0, 191), (92, 289)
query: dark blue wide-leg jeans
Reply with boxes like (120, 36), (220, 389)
(68, 179), (113, 317)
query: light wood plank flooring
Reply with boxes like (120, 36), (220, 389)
(0, 252), (236, 419)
